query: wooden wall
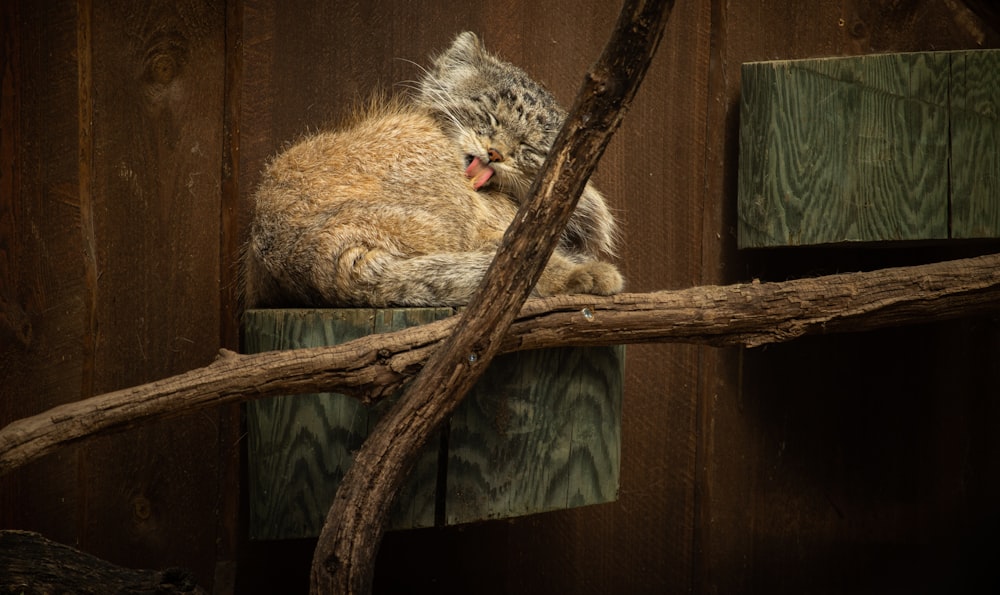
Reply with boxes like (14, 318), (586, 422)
(1, 0), (238, 588)
(2, 0), (999, 593)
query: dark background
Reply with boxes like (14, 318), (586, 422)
(3, 0), (999, 593)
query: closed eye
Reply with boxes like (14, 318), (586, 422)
(520, 143), (542, 157)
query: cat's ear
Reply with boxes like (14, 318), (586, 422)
(443, 31), (485, 65)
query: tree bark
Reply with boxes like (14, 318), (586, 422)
(308, 1), (675, 593)
(1, 252), (1000, 479)
(0, 530), (206, 594)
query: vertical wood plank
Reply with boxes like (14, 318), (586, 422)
(951, 50), (1000, 238)
(739, 52), (952, 247)
(244, 309), (376, 539)
(244, 308), (453, 538)
(371, 308), (454, 529)
(0, 0), (86, 546)
(215, 0), (247, 582)
(570, 0), (713, 590)
(446, 346), (623, 525)
(79, 0), (226, 585)
(696, 1), (753, 591)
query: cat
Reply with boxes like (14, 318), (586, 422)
(244, 31), (623, 308)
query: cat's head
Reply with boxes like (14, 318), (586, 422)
(415, 32), (618, 258)
(416, 32), (566, 200)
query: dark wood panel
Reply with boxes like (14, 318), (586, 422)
(0, 0), (86, 546)
(76, 0), (227, 587)
(738, 320), (1000, 593)
(214, 2), (245, 583)
(701, 0), (1000, 593)
(551, 0), (714, 590)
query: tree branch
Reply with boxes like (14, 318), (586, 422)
(1, 252), (1000, 478)
(307, 2), (675, 593)
(0, 530), (206, 594)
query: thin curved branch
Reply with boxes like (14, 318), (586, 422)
(307, 2), (676, 592)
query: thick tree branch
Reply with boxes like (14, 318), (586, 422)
(2, 252), (999, 478)
(1, 251), (999, 477)
(308, 2), (675, 593)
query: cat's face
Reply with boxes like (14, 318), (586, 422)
(416, 32), (566, 200)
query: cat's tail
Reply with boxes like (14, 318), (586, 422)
(247, 238), (623, 308)
(328, 248), (624, 307)
(565, 183), (621, 258)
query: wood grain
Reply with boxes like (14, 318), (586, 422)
(0, 0), (86, 547)
(951, 50), (1000, 238)
(79, 0), (226, 581)
(245, 309), (377, 540)
(370, 309), (454, 530)
(446, 346), (624, 524)
(739, 52), (959, 247)
(244, 308), (452, 538)
(244, 309), (623, 537)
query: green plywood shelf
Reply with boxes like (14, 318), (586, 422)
(738, 49), (1000, 248)
(243, 308), (624, 540)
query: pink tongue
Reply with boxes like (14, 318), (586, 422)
(464, 156), (494, 190)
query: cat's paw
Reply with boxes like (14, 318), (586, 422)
(564, 261), (624, 295)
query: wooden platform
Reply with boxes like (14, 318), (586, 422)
(738, 49), (1000, 248)
(243, 309), (624, 540)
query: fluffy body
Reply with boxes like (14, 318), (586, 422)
(245, 32), (623, 307)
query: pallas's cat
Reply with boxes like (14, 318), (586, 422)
(244, 32), (623, 307)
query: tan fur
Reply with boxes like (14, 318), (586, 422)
(244, 33), (623, 308)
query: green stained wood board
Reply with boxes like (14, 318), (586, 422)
(738, 49), (1000, 248)
(243, 309), (624, 540)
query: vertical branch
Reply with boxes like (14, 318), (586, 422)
(309, 1), (676, 593)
